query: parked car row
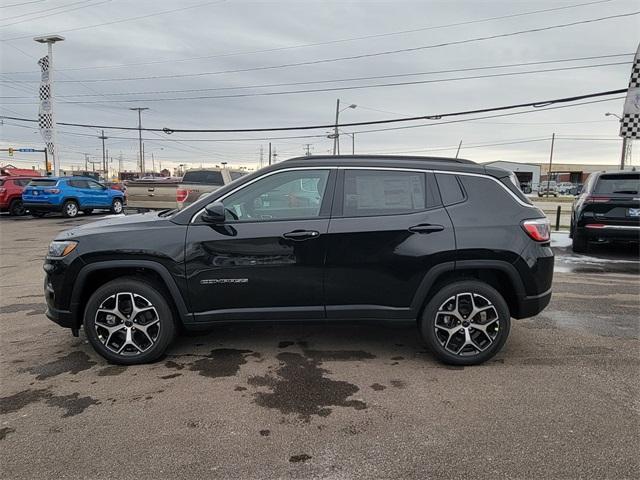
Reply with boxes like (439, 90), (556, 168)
(536, 181), (583, 197)
(1, 175), (126, 218)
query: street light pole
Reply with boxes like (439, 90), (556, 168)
(605, 112), (628, 170)
(34, 35), (64, 176)
(98, 130), (108, 175)
(130, 107), (149, 175)
(332, 99), (357, 155)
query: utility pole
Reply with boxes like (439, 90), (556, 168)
(333, 98), (340, 155)
(84, 153), (88, 171)
(151, 152), (155, 174)
(259, 145), (264, 168)
(272, 147), (278, 163)
(268, 142), (272, 165)
(546, 133), (555, 197)
(129, 107), (149, 175)
(98, 130), (108, 175)
(142, 142), (145, 175)
(304, 143), (313, 156)
(118, 153), (123, 177)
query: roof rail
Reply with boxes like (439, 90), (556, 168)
(286, 154), (476, 164)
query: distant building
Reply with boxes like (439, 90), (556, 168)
(538, 163), (633, 184)
(0, 165), (41, 177)
(483, 161), (541, 190)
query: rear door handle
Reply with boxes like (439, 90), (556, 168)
(282, 230), (320, 240)
(409, 224), (444, 234)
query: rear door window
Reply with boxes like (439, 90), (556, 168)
(183, 170), (224, 185)
(594, 174), (639, 195)
(342, 169), (426, 217)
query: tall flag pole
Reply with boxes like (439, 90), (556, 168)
(618, 43), (639, 168)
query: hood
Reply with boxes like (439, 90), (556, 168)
(57, 211), (173, 239)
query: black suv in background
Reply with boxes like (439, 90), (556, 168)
(570, 170), (640, 253)
(43, 155), (553, 366)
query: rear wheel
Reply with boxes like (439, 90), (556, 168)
(83, 277), (176, 364)
(420, 280), (510, 366)
(8, 199), (26, 216)
(572, 230), (588, 253)
(111, 198), (124, 214)
(62, 200), (79, 218)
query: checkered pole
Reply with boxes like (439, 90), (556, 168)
(36, 37), (63, 176)
(618, 43), (640, 169)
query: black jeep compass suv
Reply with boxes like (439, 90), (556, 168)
(43, 156), (553, 366)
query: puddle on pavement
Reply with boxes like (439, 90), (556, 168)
(0, 388), (99, 418)
(190, 348), (257, 378)
(26, 351), (97, 380)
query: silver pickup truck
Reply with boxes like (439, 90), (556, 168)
(177, 168), (247, 209)
(125, 168), (247, 211)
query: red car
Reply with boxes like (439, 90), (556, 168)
(0, 176), (33, 216)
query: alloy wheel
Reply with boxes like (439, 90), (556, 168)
(94, 292), (160, 356)
(434, 292), (500, 357)
(66, 202), (78, 217)
(113, 199), (123, 213)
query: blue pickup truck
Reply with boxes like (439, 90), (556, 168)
(22, 176), (125, 218)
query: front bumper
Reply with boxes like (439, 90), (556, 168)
(44, 277), (74, 328)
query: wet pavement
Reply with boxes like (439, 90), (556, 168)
(0, 214), (638, 479)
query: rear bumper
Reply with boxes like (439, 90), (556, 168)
(582, 224), (640, 241)
(23, 202), (62, 212)
(513, 288), (552, 319)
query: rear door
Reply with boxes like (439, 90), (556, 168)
(324, 168), (455, 320)
(185, 168), (336, 323)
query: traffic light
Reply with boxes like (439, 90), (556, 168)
(46, 161), (52, 173)
(8, 147), (13, 157)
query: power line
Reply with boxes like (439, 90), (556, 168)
(8, 11), (638, 84)
(0, 0), (46, 8)
(5, 62), (629, 105)
(0, 0), (109, 28)
(0, 0), (614, 73)
(1, 54), (632, 99)
(0, 88), (628, 133)
(0, 0), (227, 41)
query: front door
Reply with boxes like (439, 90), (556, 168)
(185, 168), (335, 323)
(86, 180), (111, 207)
(325, 168), (455, 320)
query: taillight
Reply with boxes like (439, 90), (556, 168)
(176, 188), (189, 203)
(522, 218), (550, 242)
(585, 195), (610, 203)
(44, 188), (60, 194)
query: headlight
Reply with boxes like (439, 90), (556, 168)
(48, 240), (78, 257)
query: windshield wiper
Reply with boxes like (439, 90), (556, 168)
(612, 190), (638, 194)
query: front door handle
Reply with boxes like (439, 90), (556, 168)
(282, 230), (320, 241)
(409, 224), (444, 234)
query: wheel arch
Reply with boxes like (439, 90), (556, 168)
(411, 260), (525, 319)
(70, 260), (191, 330)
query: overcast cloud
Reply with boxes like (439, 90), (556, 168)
(1, 0), (639, 172)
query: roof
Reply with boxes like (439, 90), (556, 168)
(279, 154), (490, 175)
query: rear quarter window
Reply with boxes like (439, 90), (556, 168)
(183, 171), (224, 185)
(435, 173), (466, 205)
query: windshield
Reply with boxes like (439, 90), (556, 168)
(594, 174), (639, 195)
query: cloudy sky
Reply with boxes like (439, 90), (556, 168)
(1, 0), (639, 174)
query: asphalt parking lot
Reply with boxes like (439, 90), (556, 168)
(1, 214), (638, 479)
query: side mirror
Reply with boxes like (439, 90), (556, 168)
(202, 201), (226, 224)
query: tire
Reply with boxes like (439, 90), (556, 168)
(83, 209), (93, 215)
(572, 230), (588, 253)
(62, 200), (79, 218)
(31, 211), (47, 218)
(8, 199), (26, 216)
(83, 277), (176, 365)
(419, 280), (511, 366)
(111, 198), (124, 214)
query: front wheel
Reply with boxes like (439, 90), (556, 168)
(419, 280), (511, 366)
(111, 198), (124, 214)
(83, 277), (176, 364)
(62, 200), (79, 218)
